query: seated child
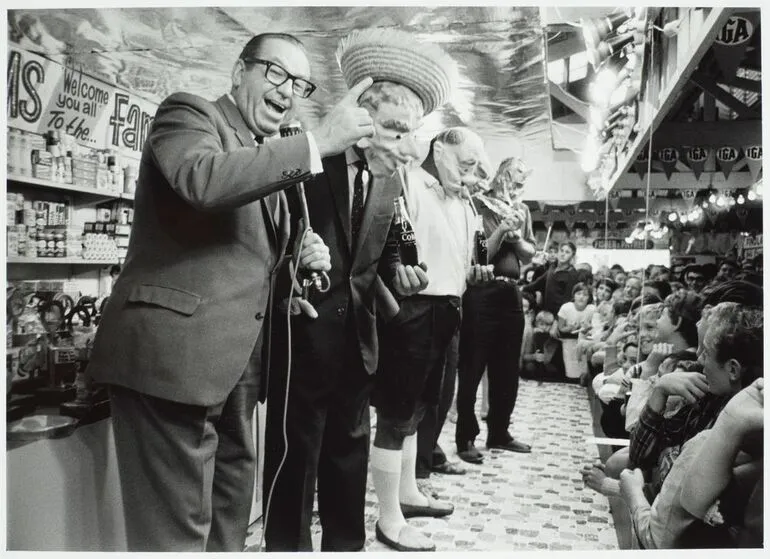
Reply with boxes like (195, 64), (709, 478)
(521, 310), (561, 381)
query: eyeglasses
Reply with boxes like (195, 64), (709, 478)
(241, 57), (317, 98)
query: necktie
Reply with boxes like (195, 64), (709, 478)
(351, 160), (368, 245)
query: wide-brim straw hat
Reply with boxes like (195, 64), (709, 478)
(336, 28), (458, 115)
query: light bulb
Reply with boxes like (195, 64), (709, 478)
(701, 201), (709, 209)
(737, 194), (745, 204)
(668, 211), (678, 222)
(708, 193), (717, 204)
(728, 197), (736, 206)
(716, 196), (726, 207)
(662, 226), (669, 233)
(681, 214), (689, 224)
(748, 191), (757, 201)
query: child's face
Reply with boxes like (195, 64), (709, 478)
(535, 317), (553, 331)
(573, 289), (590, 308)
(596, 283), (613, 302)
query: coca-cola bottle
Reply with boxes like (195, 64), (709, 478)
(393, 196), (418, 266)
(473, 214), (488, 265)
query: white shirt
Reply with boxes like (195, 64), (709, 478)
(402, 167), (477, 298)
(225, 93), (322, 174)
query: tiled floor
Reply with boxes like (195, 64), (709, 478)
(246, 379), (618, 551)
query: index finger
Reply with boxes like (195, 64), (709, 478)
(346, 77), (374, 104)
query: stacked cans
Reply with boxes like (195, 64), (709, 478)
(6, 193), (77, 258)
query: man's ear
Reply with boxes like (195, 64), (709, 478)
(432, 140), (445, 161)
(726, 358), (742, 384)
(232, 59), (245, 89)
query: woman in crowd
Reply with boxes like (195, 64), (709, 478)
(455, 157), (536, 464)
(594, 277), (618, 305)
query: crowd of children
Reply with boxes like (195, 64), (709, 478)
(541, 250), (767, 549)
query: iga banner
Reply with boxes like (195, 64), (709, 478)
(7, 47), (157, 159)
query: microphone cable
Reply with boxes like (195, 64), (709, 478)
(259, 226), (309, 552)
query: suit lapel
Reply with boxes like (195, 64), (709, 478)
(325, 154), (352, 253)
(215, 95), (279, 249)
(352, 168), (403, 258)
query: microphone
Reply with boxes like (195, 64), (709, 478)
(279, 122), (328, 298)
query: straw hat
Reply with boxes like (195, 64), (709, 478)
(336, 28), (458, 115)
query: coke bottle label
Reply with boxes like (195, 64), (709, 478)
(400, 231), (415, 243)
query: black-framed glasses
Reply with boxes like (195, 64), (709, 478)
(241, 57), (316, 98)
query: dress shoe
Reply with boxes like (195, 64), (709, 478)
(457, 441), (484, 464)
(401, 495), (454, 518)
(375, 523), (436, 552)
(487, 437), (531, 453)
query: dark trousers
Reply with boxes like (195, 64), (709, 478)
(456, 282), (525, 447)
(416, 325), (460, 477)
(109, 338), (262, 552)
(263, 320), (373, 552)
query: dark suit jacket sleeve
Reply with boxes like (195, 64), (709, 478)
(148, 93), (313, 211)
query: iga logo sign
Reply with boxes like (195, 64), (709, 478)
(715, 17), (754, 46)
(658, 148), (679, 163)
(744, 146), (762, 161)
(716, 146), (739, 162)
(688, 147), (708, 162)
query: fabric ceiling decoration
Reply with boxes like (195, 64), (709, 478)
(8, 6), (549, 144)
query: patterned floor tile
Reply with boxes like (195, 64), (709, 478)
(246, 379), (618, 551)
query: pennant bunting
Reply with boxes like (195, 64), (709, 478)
(715, 146), (740, 179)
(657, 147), (679, 180)
(633, 148), (650, 180)
(743, 145), (763, 182)
(685, 146), (710, 180)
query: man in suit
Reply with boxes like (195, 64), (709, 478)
(86, 33), (375, 551)
(262, 28), (456, 551)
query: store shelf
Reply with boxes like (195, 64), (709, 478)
(7, 173), (122, 197)
(7, 257), (117, 265)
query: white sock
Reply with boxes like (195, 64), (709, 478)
(399, 434), (428, 506)
(370, 445), (406, 535)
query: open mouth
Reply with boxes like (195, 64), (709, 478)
(265, 99), (287, 116)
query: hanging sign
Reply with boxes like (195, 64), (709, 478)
(685, 146), (710, 180)
(657, 147), (679, 180)
(633, 148), (649, 180)
(743, 145), (763, 182)
(7, 47), (158, 158)
(715, 146), (740, 179)
(713, 15), (758, 81)
(682, 189), (696, 199)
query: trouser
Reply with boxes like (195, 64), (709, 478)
(373, 296), (461, 450)
(416, 325), (460, 477)
(109, 336), (262, 552)
(456, 281), (525, 446)
(263, 319), (373, 552)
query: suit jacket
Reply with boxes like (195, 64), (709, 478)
(271, 153), (401, 380)
(87, 93), (314, 407)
